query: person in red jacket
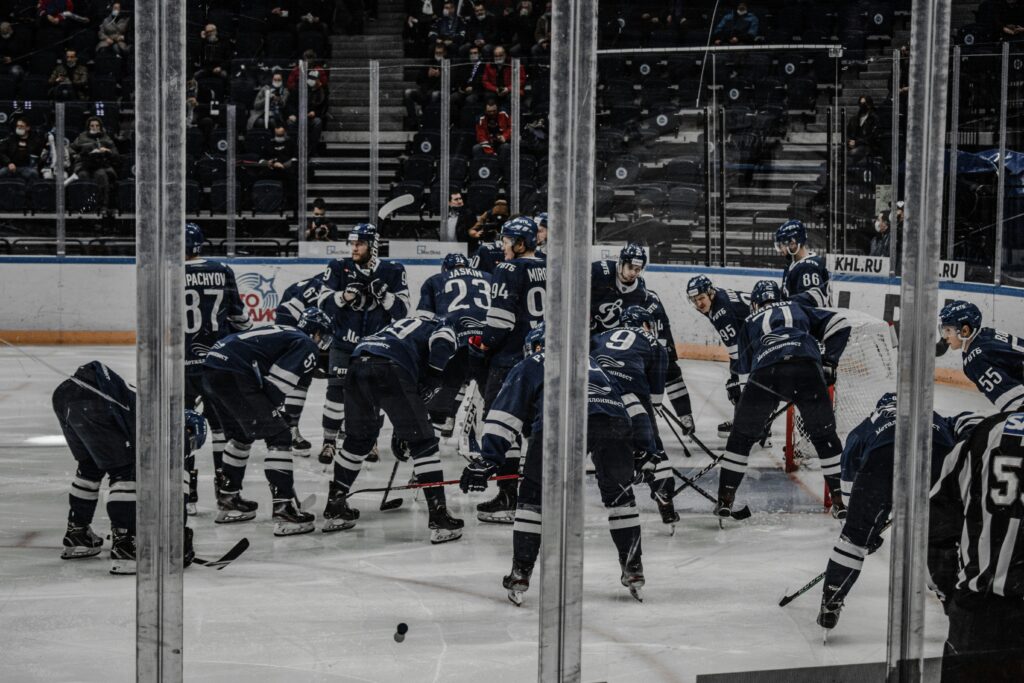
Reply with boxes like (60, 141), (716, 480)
(481, 45), (525, 106)
(474, 96), (512, 160)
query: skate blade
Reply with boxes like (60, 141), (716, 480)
(667, 523), (676, 537)
(628, 586), (644, 602)
(717, 430), (731, 439)
(61, 546), (102, 560)
(477, 511), (515, 524)
(186, 502), (197, 516)
(507, 589), (524, 606)
(110, 558), (137, 575)
(430, 528), (463, 544)
(292, 447), (311, 458)
(321, 519), (356, 533)
(215, 510), (256, 524)
(822, 629), (829, 645)
(274, 521), (315, 536)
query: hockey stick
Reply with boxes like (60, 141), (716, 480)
(378, 193), (415, 222)
(193, 537), (250, 571)
(379, 459), (403, 511)
(670, 466), (752, 520)
(655, 406), (694, 458)
(666, 455), (722, 500)
(345, 473), (519, 499)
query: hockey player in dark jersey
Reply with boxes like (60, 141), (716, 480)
(472, 237), (506, 274)
(317, 223), (410, 465)
(202, 308), (333, 536)
(720, 280), (851, 518)
(687, 274), (751, 437)
(641, 287), (695, 433)
(816, 393), (966, 632)
(470, 215), (547, 523)
(775, 220), (831, 308)
(322, 315), (464, 543)
(183, 222), (251, 513)
(591, 305), (679, 526)
(460, 324), (646, 604)
(940, 300), (1024, 412)
(590, 242), (651, 334)
(52, 361), (205, 573)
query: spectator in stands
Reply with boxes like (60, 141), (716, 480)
(448, 190), (478, 245)
(846, 95), (879, 163)
(467, 197), (509, 251)
(296, 0), (332, 38)
(505, 1), (537, 58)
(38, 0), (75, 27)
(70, 116), (119, 214)
(460, 2), (499, 57)
(195, 23), (231, 80)
(287, 50), (330, 92)
(97, 2), (130, 56)
(430, 1), (465, 50)
(474, 95), (512, 158)
(49, 49), (89, 101)
(0, 117), (43, 181)
(532, 2), (551, 58)
(992, 0), (1024, 42)
(306, 197), (338, 240)
(286, 67), (328, 150)
(482, 45), (526, 106)
(869, 210), (892, 258)
(453, 43), (487, 111)
(260, 124), (298, 197)
(403, 0), (437, 58)
(0, 23), (25, 79)
(404, 41), (445, 129)
(713, 3), (759, 45)
(249, 69), (290, 130)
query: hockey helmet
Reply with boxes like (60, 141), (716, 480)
(619, 242), (648, 270)
(501, 215), (539, 250)
(939, 300), (982, 338)
(297, 307), (334, 350)
(348, 222), (379, 245)
(185, 222), (204, 257)
(534, 211), (549, 228)
(620, 304), (655, 331)
(184, 409), (207, 452)
(524, 322), (546, 356)
(750, 280), (782, 308)
(442, 252), (470, 272)
(686, 274), (714, 300)
(775, 219), (806, 255)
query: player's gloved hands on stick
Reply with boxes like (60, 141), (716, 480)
(460, 457), (497, 493)
(390, 435), (409, 461)
(726, 377), (742, 405)
(632, 449), (665, 485)
(369, 278), (389, 301)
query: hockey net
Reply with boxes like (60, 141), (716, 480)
(785, 308), (898, 473)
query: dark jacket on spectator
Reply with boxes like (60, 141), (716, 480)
(847, 107), (880, 153)
(70, 129), (119, 172)
(49, 61), (89, 100)
(453, 59), (487, 95)
(261, 134), (298, 168)
(413, 61), (443, 94)
(869, 229), (891, 258)
(0, 131), (43, 168)
(465, 12), (499, 46)
(713, 9), (759, 41)
(483, 62), (526, 96)
(196, 37), (231, 73)
(475, 110), (512, 154)
(429, 15), (466, 45)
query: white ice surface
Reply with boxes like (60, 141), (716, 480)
(0, 346), (995, 682)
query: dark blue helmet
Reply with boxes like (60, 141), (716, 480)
(875, 392), (897, 413)
(348, 222), (378, 245)
(750, 279), (782, 307)
(534, 211), (549, 228)
(686, 274), (714, 299)
(620, 305), (654, 330)
(524, 322), (546, 356)
(184, 409), (207, 453)
(939, 300), (982, 334)
(775, 219), (806, 254)
(297, 307), (334, 350)
(619, 242), (648, 269)
(442, 252), (470, 272)
(501, 216), (539, 250)
(185, 222), (204, 257)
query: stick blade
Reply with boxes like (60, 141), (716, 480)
(378, 193), (415, 221)
(779, 593), (796, 607)
(380, 499), (403, 511)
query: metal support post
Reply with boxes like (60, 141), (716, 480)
(994, 42), (1009, 285)
(55, 102), (65, 255)
(440, 58), (452, 238)
(298, 60), (309, 241)
(369, 60), (380, 225)
(946, 47), (961, 261)
(841, 107), (848, 254)
(225, 104), (237, 256)
(886, 0), (952, 680)
(718, 106), (726, 266)
(703, 107), (712, 266)
(511, 58), (522, 215)
(539, 0), (596, 680)
(134, 0), (186, 678)
(826, 106), (834, 252)
(890, 49), (902, 275)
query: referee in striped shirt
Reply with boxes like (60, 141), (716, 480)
(930, 411), (1024, 682)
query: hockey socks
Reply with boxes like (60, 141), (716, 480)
(512, 503), (543, 568)
(608, 503), (642, 562)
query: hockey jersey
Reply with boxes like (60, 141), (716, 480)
(480, 353), (630, 465)
(184, 259), (251, 372)
(352, 317), (458, 382)
(961, 327), (1024, 411)
(591, 327), (667, 453)
(703, 288), (751, 374)
(781, 253), (831, 308)
(472, 240), (505, 274)
(414, 266), (492, 347)
(275, 274), (324, 327)
(67, 360), (137, 443)
(483, 254), (547, 361)
(590, 260), (649, 333)
(203, 326), (318, 410)
(736, 301), (851, 380)
(318, 257), (410, 350)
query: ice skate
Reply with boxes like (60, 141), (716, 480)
(322, 482), (359, 532)
(654, 491), (680, 532)
(428, 506), (464, 544)
(714, 485), (737, 521)
(272, 494), (315, 536)
(318, 441), (336, 466)
(620, 558), (645, 602)
(186, 469), (198, 516)
(439, 416), (456, 439)
(61, 521), (103, 559)
(817, 585), (844, 632)
(829, 495), (847, 520)
(365, 441), (379, 463)
(215, 490), (258, 524)
(291, 426), (311, 457)
(476, 486), (516, 524)
(109, 527), (136, 575)
(502, 561), (533, 606)
(717, 420), (732, 438)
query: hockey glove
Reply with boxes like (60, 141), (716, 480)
(633, 449), (666, 485)
(725, 377), (742, 406)
(678, 414), (695, 435)
(390, 435), (409, 462)
(419, 382), (443, 405)
(822, 362), (837, 387)
(460, 457), (497, 493)
(369, 278), (389, 300)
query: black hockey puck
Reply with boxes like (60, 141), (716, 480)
(396, 622), (408, 635)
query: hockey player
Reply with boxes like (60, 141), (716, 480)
(52, 360), (205, 573)
(322, 315), (464, 543)
(590, 242), (651, 334)
(274, 272), (328, 456)
(471, 215), (546, 523)
(686, 274), (751, 437)
(641, 286), (696, 434)
(720, 280), (851, 518)
(816, 393), (965, 631)
(775, 220), (831, 308)
(202, 308), (333, 536)
(184, 222), (251, 513)
(534, 211), (548, 255)
(939, 300), (1024, 412)
(930, 410), (1024, 681)
(317, 223), (410, 464)
(591, 304), (678, 525)
(460, 324), (646, 604)
(472, 235), (506, 274)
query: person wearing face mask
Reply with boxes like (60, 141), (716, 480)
(49, 48), (90, 101)
(452, 44), (487, 110)
(0, 22), (26, 79)
(868, 210), (892, 258)
(846, 95), (879, 163)
(259, 124), (298, 203)
(504, 1), (537, 58)
(194, 23), (230, 79)
(459, 1), (499, 58)
(97, 2), (130, 56)
(403, 42), (446, 129)
(429, 1), (465, 50)
(248, 69), (290, 130)
(0, 117), (43, 181)
(70, 117), (120, 213)
(482, 45), (525, 106)
(712, 3), (759, 45)
(284, 65), (328, 151)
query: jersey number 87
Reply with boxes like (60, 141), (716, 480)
(185, 289), (226, 335)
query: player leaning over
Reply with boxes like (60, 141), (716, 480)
(686, 275), (751, 437)
(274, 271), (326, 455)
(775, 220), (831, 307)
(720, 280), (851, 519)
(460, 324), (646, 604)
(184, 222), (251, 513)
(940, 300), (1024, 412)
(317, 223), (410, 464)
(471, 216), (546, 523)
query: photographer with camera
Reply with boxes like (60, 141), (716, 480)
(305, 198), (338, 241)
(467, 198), (509, 271)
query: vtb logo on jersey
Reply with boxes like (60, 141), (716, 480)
(761, 332), (791, 347)
(588, 382), (613, 396)
(597, 299), (624, 325)
(237, 272), (280, 323)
